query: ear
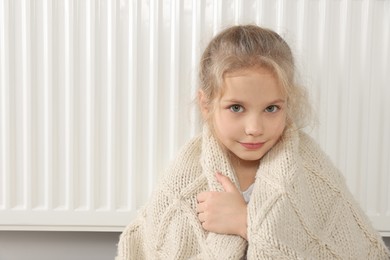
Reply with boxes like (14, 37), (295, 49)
(198, 90), (210, 120)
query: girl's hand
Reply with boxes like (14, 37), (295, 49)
(196, 172), (248, 240)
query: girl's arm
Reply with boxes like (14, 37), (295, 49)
(196, 172), (248, 240)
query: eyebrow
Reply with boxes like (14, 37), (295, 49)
(267, 99), (286, 104)
(220, 98), (244, 103)
(221, 98), (286, 104)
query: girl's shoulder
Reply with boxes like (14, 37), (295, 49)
(297, 130), (346, 186)
(177, 134), (203, 161)
(158, 133), (204, 188)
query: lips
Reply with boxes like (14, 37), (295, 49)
(239, 142), (264, 150)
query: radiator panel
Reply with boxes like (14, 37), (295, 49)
(0, 0), (389, 233)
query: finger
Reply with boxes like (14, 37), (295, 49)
(197, 212), (205, 223)
(196, 202), (204, 213)
(196, 192), (208, 203)
(216, 172), (239, 193)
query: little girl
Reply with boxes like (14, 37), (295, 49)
(116, 25), (390, 259)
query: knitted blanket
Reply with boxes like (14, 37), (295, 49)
(116, 126), (390, 259)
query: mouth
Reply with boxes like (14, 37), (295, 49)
(239, 142), (265, 150)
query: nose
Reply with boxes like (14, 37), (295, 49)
(245, 115), (263, 136)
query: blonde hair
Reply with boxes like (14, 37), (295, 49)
(199, 25), (312, 129)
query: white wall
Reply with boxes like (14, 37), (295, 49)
(0, 231), (388, 260)
(0, 231), (119, 260)
(1, 0), (390, 258)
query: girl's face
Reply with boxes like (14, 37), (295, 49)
(211, 67), (287, 165)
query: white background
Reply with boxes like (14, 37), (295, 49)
(0, 0), (389, 259)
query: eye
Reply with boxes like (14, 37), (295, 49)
(265, 105), (279, 113)
(229, 104), (244, 113)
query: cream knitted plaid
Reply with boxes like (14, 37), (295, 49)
(116, 126), (390, 259)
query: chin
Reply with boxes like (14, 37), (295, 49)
(238, 154), (263, 162)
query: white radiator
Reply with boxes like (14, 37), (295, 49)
(0, 0), (389, 233)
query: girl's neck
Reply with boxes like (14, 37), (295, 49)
(229, 154), (259, 191)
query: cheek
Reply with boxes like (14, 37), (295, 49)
(214, 111), (239, 136)
(270, 116), (287, 137)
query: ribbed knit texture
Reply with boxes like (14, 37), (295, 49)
(116, 126), (390, 259)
